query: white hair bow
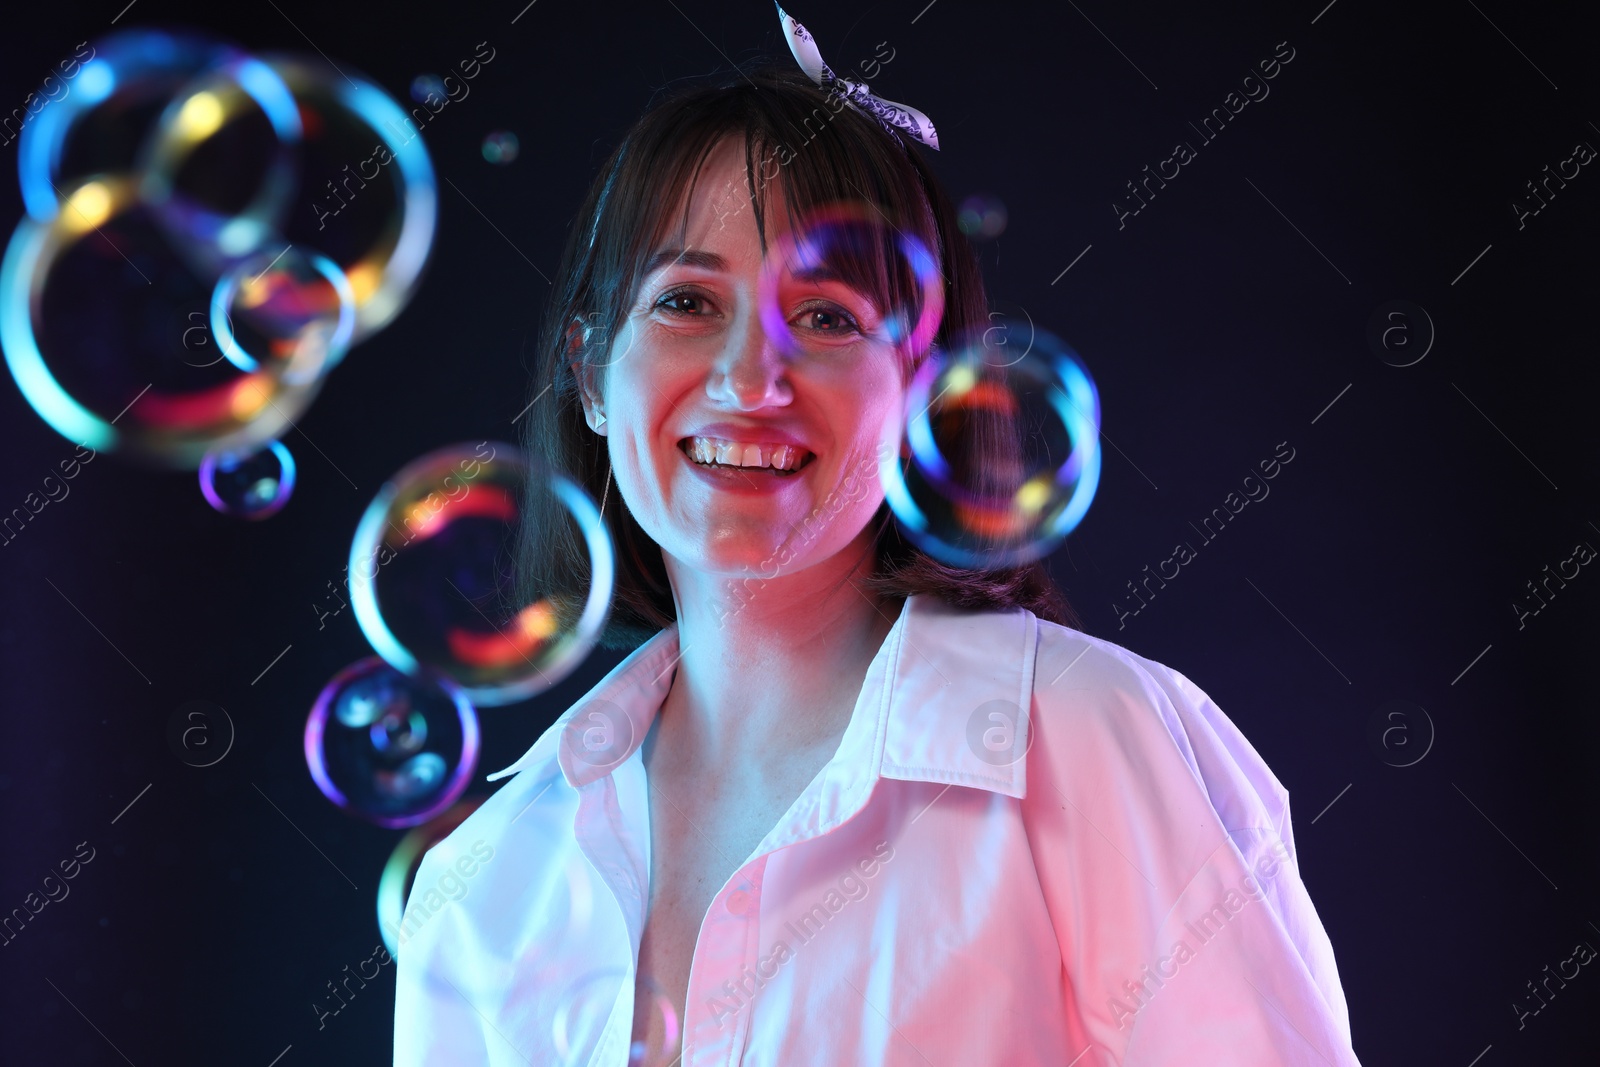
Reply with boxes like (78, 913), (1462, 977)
(777, 4), (940, 151)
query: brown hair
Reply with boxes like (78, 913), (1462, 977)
(515, 60), (1079, 651)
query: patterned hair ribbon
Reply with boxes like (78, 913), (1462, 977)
(777, 3), (940, 151)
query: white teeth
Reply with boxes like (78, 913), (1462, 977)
(683, 436), (811, 471)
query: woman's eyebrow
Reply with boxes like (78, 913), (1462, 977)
(643, 247), (728, 275)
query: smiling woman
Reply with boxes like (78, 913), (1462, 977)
(393, 40), (1363, 1067)
(514, 61), (1076, 650)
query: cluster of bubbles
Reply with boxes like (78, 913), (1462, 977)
(306, 442), (615, 832)
(754, 202), (1101, 567)
(0, 28), (437, 517)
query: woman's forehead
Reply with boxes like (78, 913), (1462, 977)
(652, 137), (791, 256)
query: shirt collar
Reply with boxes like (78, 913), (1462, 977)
(487, 593), (1039, 800)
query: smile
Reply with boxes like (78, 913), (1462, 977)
(678, 436), (816, 475)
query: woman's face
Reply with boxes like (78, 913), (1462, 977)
(580, 137), (910, 583)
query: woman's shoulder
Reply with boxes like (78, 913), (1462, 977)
(1021, 611), (1292, 842)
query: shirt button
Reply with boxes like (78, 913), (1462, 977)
(725, 885), (752, 915)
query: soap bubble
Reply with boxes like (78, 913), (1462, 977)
(758, 202), (944, 362)
(348, 443), (613, 706)
(554, 970), (680, 1066)
(17, 29), (235, 222)
(263, 54), (438, 342)
(481, 131), (519, 164)
(882, 319), (1101, 568)
(211, 243), (355, 380)
(304, 656), (479, 828)
(198, 439), (295, 518)
(136, 52), (303, 276)
(0, 175), (324, 468)
(375, 797), (483, 956)
(957, 194), (1008, 240)
(409, 74), (446, 104)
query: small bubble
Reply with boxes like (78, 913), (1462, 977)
(410, 74), (446, 104)
(304, 657), (478, 828)
(957, 194), (1008, 239)
(199, 442), (295, 520)
(482, 130), (520, 164)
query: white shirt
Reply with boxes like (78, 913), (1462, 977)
(393, 594), (1362, 1066)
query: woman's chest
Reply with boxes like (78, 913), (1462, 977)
(629, 770), (813, 1054)
(611, 782), (1070, 1064)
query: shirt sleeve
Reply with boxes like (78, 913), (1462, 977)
(1020, 629), (1362, 1066)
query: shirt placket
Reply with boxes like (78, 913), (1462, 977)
(570, 767), (651, 1067)
(680, 854), (769, 1066)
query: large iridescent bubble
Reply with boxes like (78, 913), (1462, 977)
(135, 52), (303, 275)
(304, 657), (478, 829)
(16, 29), (236, 223)
(882, 318), (1102, 568)
(256, 54), (438, 342)
(348, 443), (613, 707)
(0, 175), (324, 467)
(758, 202), (944, 362)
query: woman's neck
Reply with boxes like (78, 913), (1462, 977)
(654, 534), (903, 772)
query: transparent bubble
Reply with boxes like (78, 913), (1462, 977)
(199, 438), (295, 518)
(211, 244), (355, 380)
(758, 202), (944, 362)
(304, 656), (479, 828)
(628, 977), (682, 1067)
(348, 443), (614, 706)
(261, 54), (438, 343)
(375, 798), (484, 956)
(409, 74), (446, 105)
(0, 175), (325, 468)
(554, 971), (680, 1066)
(136, 53), (303, 275)
(481, 131), (519, 164)
(957, 194), (1008, 239)
(882, 319), (1102, 568)
(17, 29), (236, 223)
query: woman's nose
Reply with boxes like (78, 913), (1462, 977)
(706, 305), (791, 410)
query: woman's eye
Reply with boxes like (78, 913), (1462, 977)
(791, 303), (862, 335)
(656, 289), (714, 316)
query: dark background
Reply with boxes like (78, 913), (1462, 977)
(1, 0), (1596, 1063)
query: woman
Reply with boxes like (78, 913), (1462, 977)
(393, 29), (1363, 1067)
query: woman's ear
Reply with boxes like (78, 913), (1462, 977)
(566, 316), (608, 435)
(570, 358), (607, 436)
